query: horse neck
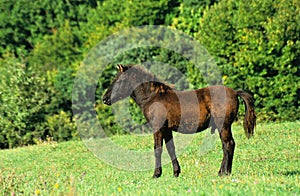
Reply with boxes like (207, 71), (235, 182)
(130, 82), (156, 108)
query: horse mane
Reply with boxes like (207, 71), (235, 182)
(125, 65), (175, 94)
(150, 82), (174, 94)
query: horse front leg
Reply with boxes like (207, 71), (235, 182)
(163, 130), (181, 177)
(153, 130), (163, 178)
(218, 126), (235, 176)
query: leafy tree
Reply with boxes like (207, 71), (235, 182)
(1, 0), (298, 149)
(28, 21), (82, 114)
(0, 55), (49, 148)
(46, 110), (77, 142)
(123, 0), (180, 26)
(172, 0), (219, 36)
(0, 0), (95, 56)
(198, 0), (300, 120)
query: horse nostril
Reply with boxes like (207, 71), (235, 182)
(103, 97), (111, 105)
(103, 98), (107, 103)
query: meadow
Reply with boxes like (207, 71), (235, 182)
(1, 122), (299, 195)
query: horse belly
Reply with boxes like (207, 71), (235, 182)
(167, 105), (210, 134)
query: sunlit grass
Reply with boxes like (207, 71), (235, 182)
(1, 122), (299, 195)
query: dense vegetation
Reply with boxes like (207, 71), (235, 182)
(0, 0), (299, 148)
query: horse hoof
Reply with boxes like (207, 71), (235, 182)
(153, 167), (162, 178)
(174, 168), (181, 177)
(174, 172), (180, 177)
(218, 170), (231, 176)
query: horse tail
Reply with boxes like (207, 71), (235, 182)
(236, 90), (256, 138)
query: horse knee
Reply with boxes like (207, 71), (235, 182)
(224, 138), (235, 151)
(154, 147), (162, 156)
(227, 138), (235, 153)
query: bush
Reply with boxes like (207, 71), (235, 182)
(46, 111), (77, 142)
(0, 0), (94, 56)
(198, 0), (300, 121)
(0, 55), (49, 148)
(1, 0), (299, 149)
(172, 0), (219, 36)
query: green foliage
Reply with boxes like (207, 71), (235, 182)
(198, 0), (300, 121)
(0, 0), (94, 56)
(172, 0), (219, 36)
(81, 0), (128, 50)
(28, 21), (81, 115)
(0, 54), (78, 148)
(0, 0), (299, 148)
(46, 111), (77, 142)
(0, 55), (48, 148)
(28, 21), (82, 72)
(123, 0), (180, 26)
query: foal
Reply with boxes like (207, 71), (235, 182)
(103, 65), (256, 178)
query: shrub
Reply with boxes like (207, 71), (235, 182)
(198, 0), (300, 121)
(0, 55), (48, 148)
(46, 111), (77, 142)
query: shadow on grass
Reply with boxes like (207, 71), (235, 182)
(281, 170), (300, 176)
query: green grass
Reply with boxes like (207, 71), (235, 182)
(1, 122), (299, 195)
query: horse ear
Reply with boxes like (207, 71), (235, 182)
(116, 64), (125, 72)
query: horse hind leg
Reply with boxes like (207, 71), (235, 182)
(218, 126), (235, 176)
(153, 130), (163, 178)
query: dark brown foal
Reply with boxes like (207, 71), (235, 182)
(103, 65), (256, 178)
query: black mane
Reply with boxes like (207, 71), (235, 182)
(127, 65), (174, 94)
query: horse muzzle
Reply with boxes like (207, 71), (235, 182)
(103, 97), (112, 105)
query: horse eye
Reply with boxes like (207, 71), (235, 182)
(118, 76), (126, 82)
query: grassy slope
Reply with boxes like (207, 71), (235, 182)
(0, 122), (299, 195)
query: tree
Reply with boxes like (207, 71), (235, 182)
(0, 0), (94, 56)
(0, 55), (49, 148)
(198, 0), (300, 120)
(172, 0), (219, 36)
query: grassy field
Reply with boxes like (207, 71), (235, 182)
(1, 122), (299, 195)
